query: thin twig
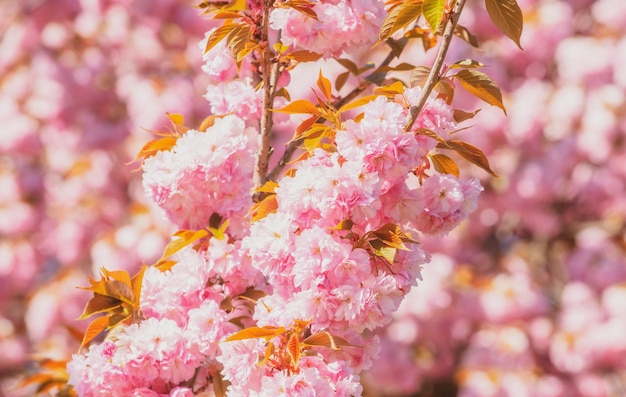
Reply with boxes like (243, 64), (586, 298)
(404, 0), (467, 132)
(266, 44), (401, 182)
(253, 0), (275, 189)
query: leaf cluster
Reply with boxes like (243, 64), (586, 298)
(225, 320), (354, 374)
(77, 267), (146, 351)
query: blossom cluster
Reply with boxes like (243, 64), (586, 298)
(361, 0), (626, 395)
(11, 0), (625, 396)
(0, 0), (211, 393)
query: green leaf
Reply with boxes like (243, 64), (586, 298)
(379, 1), (423, 42)
(422, 0), (446, 33)
(453, 69), (506, 114)
(430, 153), (460, 177)
(484, 0), (524, 49)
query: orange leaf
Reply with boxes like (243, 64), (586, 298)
(430, 153), (460, 177)
(303, 331), (354, 350)
(157, 229), (209, 263)
(79, 315), (111, 351)
(248, 195), (278, 222)
(225, 326), (287, 341)
(274, 99), (320, 115)
(135, 136), (178, 162)
(317, 70), (332, 102)
(337, 95), (378, 114)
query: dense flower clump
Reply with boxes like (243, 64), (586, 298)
(4, 0), (626, 396)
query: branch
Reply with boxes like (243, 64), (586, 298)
(266, 43), (401, 182)
(403, 0), (467, 132)
(253, 0), (275, 189)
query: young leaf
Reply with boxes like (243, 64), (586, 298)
(484, 0), (523, 49)
(430, 153), (460, 177)
(455, 24), (479, 47)
(453, 108), (481, 123)
(317, 70), (332, 102)
(286, 50), (323, 62)
(379, 1), (423, 42)
(227, 23), (251, 60)
(453, 69), (506, 114)
(79, 294), (122, 320)
(249, 194), (278, 222)
(450, 59), (485, 69)
(256, 180), (279, 193)
(274, 99), (320, 115)
(422, 0), (446, 33)
(79, 315), (111, 351)
(409, 65), (431, 88)
(440, 139), (497, 176)
(415, 128), (445, 143)
(335, 58), (359, 75)
(303, 331), (354, 350)
(286, 333), (301, 369)
(135, 136), (178, 162)
(158, 229), (209, 262)
(225, 326), (287, 341)
(374, 81), (405, 97)
(205, 23), (237, 54)
(335, 71), (350, 91)
(337, 95), (378, 114)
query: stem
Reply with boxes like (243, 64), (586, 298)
(266, 45), (400, 182)
(404, 0), (467, 132)
(253, 0), (275, 190)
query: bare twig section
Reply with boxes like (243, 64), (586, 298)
(253, 0), (275, 190)
(404, 0), (467, 132)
